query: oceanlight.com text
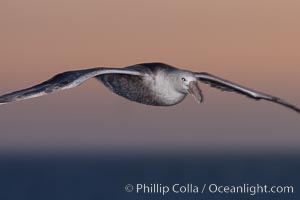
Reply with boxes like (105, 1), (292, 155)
(124, 183), (294, 196)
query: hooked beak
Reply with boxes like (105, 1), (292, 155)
(188, 81), (203, 104)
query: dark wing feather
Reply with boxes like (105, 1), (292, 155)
(195, 72), (300, 113)
(0, 67), (142, 105)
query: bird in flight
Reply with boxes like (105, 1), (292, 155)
(0, 62), (299, 113)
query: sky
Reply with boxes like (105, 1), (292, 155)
(0, 0), (299, 154)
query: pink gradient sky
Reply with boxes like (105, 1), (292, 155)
(0, 0), (299, 154)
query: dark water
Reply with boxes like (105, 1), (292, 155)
(0, 153), (298, 200)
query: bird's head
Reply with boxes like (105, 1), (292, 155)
(174, 71), (203, 103)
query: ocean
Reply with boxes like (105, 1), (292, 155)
(0, 153), (298, 200)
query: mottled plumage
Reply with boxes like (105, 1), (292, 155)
(0, 62), (299, 113)
(98, 63), (185, 106)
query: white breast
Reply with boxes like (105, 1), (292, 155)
(145, 70), (185, 105)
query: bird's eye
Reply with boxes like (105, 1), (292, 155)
(181, 77), (186, 81)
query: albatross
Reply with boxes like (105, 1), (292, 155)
(0, 62), (299, 113)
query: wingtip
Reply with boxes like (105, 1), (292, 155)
(0, 98), (10, 106)
(293, 106), (300, 114)
(0, 100), (8, 106)
(270, 97), (300, 114)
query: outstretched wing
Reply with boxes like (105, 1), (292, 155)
(195, 72), (300, 113)
(0, 67), (142, 105)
